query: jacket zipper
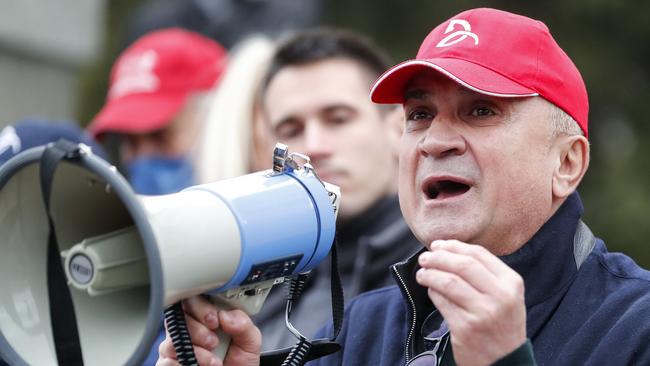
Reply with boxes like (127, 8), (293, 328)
(393, 266), (417, 364)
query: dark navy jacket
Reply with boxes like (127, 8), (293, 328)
(309, 193), (650, 365)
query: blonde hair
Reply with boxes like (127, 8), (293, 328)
(194, 36), (276, 183)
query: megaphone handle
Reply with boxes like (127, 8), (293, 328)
(213, 328), (231, 360)
(206, 287), (273, 362)
(208, 298), (233, 361)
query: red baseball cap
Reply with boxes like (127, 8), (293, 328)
(370, 8), (589, 136)
(89, 28), (227, 137)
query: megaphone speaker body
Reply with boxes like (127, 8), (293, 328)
(0, 145), (339, 365)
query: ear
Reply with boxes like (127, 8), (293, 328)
(552, 135), (590, 199)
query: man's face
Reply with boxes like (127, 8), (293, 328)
(398, 70), (558, 255)
(264, 58), (399, 220)
(119, 95), (205, 163)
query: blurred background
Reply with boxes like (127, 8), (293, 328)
(1, 0), (648, 267)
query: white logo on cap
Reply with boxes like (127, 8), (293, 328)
(109, 49), (160, 99)
(436, 19), (479, 48)
(0, 126), (21, 156)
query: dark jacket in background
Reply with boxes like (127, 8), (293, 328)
(254, 195), (421, 351)
(309, 193), (650, 365)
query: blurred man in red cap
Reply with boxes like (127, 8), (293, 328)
(86, 28), (227, 366)
(156, 8), (650, 366)
(88, 28), (227, 195)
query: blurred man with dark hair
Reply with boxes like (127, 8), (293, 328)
(251, 28), (421, 350)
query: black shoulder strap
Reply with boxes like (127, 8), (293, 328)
(40, 139), (85, 366)
(260, 239), (344, 365)
(328, 239), (344, 342)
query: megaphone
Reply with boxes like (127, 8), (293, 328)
(0, 141), (340, 365)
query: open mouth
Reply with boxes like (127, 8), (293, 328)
(425, 179), (471, 200)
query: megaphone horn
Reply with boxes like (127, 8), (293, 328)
(0, 141), (340, 365)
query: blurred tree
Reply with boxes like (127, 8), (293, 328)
(78, 0), (650, 267)
(76, 0), (145, 127)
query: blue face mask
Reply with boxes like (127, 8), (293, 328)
(126, 155), (195, 195)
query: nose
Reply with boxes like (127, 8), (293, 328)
(301, 121), (333, 161)
(120, 134), (159, 163)
(418, 117), (467, 158)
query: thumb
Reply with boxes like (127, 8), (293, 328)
(219, 309), (261, 366)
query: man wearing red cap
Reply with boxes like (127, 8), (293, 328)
(156, 8), (650, 366)
(86, 28), (227, 366)
(88, 28), (227, 195)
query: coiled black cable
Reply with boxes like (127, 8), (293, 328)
(280, 337), (313, 366)
(286, 273), (309, 303)
(164, 302), (198, 366)
(279, 273), (312, 366)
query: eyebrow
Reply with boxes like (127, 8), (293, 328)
(403, 89), (429, 101)
(270, 103), (355, 127)
(404, 84), (486, 102)
(457, 86), (482, 97)
(321, 103), (355, 114)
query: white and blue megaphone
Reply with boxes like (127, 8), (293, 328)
(0, 142), (340, 365)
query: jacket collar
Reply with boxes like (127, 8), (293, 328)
(394, 192), (584, 302)
(392, 192), (585, 353)
(500, 192), (584, 306)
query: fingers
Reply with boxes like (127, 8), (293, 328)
(417, 239), (525, 317)
(219, 309), (261, 354)
(155, 357), (179, 366)
(426, 288), (469, 329)
(185, 314), (221, 350)
(184, 296), (220, 330)
(416, 267), (484, 312)
(158, 336), (176, 359)
(183, 299), (260, 355)
(219, 310), (262, 366)
(418, 248), (498, 295)
(419, 240), (524, 297)
(427, 240), (514, 278)
(158, 297), (223, 366)
(417, 240), (527, 366)
(159, 334), (222, 366)
(159, 298), (261, 366)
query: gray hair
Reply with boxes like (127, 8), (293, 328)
(550, 104), (583, 138)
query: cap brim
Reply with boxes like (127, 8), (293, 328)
(370, 58), (539, 104)
(89, 92), (188, 137)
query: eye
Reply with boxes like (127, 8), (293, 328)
(327, 110), (352, 126)
(274, 120), (303, 140)
(323, 106), (355, 127)
(471, 106), (496, 117)
(405, 108), (433, 132)
(408, 110), (432, 121)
